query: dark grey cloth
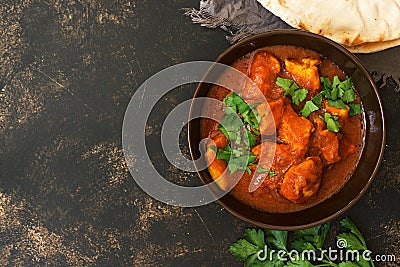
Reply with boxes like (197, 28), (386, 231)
(183, 0), (291, 43)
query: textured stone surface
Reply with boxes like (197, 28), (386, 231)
(0, 0), (399, 266)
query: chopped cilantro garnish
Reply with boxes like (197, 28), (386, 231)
(328, 99), (347, 109)
(349, 103), (362, 116)
(320, 76), (332, 92)
(319, 112), (341, 133)
(300, 92), (323, 118)
(214, 145), (231, 161)
(321, 76), (357, 107)
(291, 88), (308, 105)
(276, 77), (299, 96)
(312, 92), (323, 108)
(256, 167), (277, 177)
(342, 89), (355, 103)
(276, 77), (308, 105)
(301, 100), (319, 118)
(216, 93), (261, 174)
(227, 151), (257, 173)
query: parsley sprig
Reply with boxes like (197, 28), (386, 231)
(229, 218), (375, 267)
(215, 93), (261, 174)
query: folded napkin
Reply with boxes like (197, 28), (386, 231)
(184, 0), (291, 43)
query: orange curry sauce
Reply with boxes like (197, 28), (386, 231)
(200, 45), (364, 213)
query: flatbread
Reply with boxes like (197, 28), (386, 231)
(346, 37), (400, 53)
(257, 0), (400, 52)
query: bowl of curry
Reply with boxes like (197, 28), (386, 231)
(188, 30), (385, 230)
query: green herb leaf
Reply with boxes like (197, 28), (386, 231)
(256, 166), (270, 173)
(349, 104), (362, 116)
(243, 254), (259, 267)
(318, 222), (331, 249)
(338, 262), (360, 267)
(338, 77), (353, 91)
(312, 92), (323, 108)
(276, 77), (299, 96)
(229, 229), (267, 263)
(246, 167), (252, 175)
(342, 89), (355, 103)
(247, 153), (257, 165)
(229, 218), (373, 267)
(293, 222), (330, 250)
(354, 257), (373, 267)
(245, 229), (266, 248)
(238, 101), (250, 114)
(227, 156), (245, 173)
(330, 86), (342, 100)
(284, 259), (316, 267)
(320, 77), (332, 91)
(265, 229), (288, 251)
(291, 241), (315, 252)
(328, 99), (347, 109)
(224, 151), (257, 174)
(327, 118), (340, 132)
(245, 129), (258, 148)
(229, 239), (260, 261)
(292, 88), (308, 105)
(256, 167), (277, 177)
(215, 145), (231, 162)
(340, 218), (367, 248)
(220, 113), (242, 144)
(276, 77), (308, 105)
(222, 93), (261, 132)
(338, 218), (375, 267)
(319, 113), (341, 132)
(218, 125), (229, 140)
(336, 233), (366, 251)
(301, 100), (319, 117)
(321, 76), (357, 110)
(330, 76), (345, 100)
(218, 93), (263, 173)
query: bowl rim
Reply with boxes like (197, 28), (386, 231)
(187, 29), (386, 230)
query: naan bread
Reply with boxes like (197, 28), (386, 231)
(257, 0), (400, 53)
(346, 37), (400, 53)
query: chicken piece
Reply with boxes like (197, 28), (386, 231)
(205, 131), (229, 190)
(206, 158), (230, 190)
(242, 52), (281, 100)
(279, 156), (323, 203)
(323, 100), (350, 123)
(209, 130), (229, 149)
(284, 58), (321, 93)
(309, 117), (341, 165)
(278, 104), (315, 157)
(251, 142), (296, 190)
(256, 98), (285, 135)
(252, 142), (294, 170)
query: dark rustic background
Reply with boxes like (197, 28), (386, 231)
(0, 0), (399, 266)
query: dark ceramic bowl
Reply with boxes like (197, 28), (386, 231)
(188, 30), (385, 230)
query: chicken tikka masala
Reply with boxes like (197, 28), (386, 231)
(201, 45), (364, 213)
